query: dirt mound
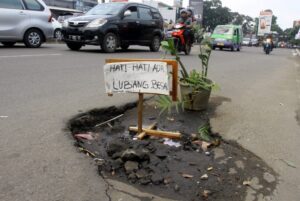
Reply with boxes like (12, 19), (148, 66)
(68, 102), (277, 201)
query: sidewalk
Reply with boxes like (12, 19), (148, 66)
(210, 52), (300, 201)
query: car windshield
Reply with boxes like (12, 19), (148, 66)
(243, 38), (250, 41)
(213, 26), (234, 35)
(86, 3), (125, 15)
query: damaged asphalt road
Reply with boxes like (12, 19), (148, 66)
(67, 100), (278, 201)
(1, 45), (298, 201)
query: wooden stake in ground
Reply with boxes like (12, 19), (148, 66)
(129, 127), (181, 139)
(137, 122), (157, 140)
(137, 93), (144, 134)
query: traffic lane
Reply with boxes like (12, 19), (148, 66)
(0, 44), (165, 112)
(0, 43), (200, 116)
(208, 46), (293, 94)
(0, 43), (189, 201)
(209, 47), (300, 200)
(0, 43), (171, 145)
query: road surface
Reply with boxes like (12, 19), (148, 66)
(0, 43), (299, 201)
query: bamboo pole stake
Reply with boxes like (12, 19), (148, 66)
(137, 122), (157, 140)
(129, 127), (181, 139)
(137, 93), (144, 134)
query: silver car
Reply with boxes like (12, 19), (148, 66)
(0, 0), (53, 48)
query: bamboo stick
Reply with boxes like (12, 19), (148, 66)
(129, 127), (181, 139)
(137, 122), (157, 140)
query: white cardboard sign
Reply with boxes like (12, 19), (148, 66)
(104, 61), (169, 95)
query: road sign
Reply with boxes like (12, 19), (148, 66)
(104, 61), (169, 95)
(104, 58), (178, 135)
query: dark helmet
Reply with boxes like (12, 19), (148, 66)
(187, 8), (193, 15)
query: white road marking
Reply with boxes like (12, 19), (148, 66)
(0, 53), (62, 58)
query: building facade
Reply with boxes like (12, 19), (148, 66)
(43, 0), (98, 12)
(294, 20), (300, 28)
(189, 0), (203, 22)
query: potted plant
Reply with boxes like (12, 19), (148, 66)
(161, 36), (218, 111)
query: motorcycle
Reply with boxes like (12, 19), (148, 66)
(263, 40), (273, 55)
(165, 23), (192, 55)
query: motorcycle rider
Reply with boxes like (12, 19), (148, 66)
(187, 9), (196, 25)
(263, 34), (274, 51)
(177, 9), (193, 45)
(187, 9), (196, 43)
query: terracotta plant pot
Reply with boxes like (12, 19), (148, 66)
(180, 80), (212, 111)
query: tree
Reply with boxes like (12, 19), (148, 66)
(271, 15), (283, 35)
(284, 26), (300, 45)
(203, 0), (233, 30)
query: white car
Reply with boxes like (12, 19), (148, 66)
(0, 0), (53, 48)
(51, 18), (62, 40)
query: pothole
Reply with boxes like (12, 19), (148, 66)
(66, 100), (278, 201)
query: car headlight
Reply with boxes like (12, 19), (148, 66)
(86, 19), (107, 28)
(62, 20), (69, 28)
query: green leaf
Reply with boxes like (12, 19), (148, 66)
(155, 95), (183, 115)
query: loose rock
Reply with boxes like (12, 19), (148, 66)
(106, 140), (128, 156)
(155, 149), (167, 159)
(151, 173), (164, 185)
(111, 158), (123, 170)
(174, 184), (180, 192)
(124, 161), (139, 174)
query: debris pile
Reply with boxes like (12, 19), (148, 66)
(68, 104), (278, 201)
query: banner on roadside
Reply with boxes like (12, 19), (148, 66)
(188, 0), (203, 21)
(295, 28), (300, 40)
(257, 10), (273, 36)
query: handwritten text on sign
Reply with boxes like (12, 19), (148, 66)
(104, 62), (169, 95)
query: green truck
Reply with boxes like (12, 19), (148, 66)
(211, 24), (243, 51)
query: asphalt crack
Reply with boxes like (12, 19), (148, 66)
(99, 171), (154, 201)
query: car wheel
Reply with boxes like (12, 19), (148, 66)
(66, 42), (82, 51)
(1, 42), (16, 47)
(150, 36), (161, 52)
(54, 29), (62, 40)
(102, 33), (117, 53)
(231, 45), (234, 51)
(24, 29), (43, 48)
(121, 44), (129, 51)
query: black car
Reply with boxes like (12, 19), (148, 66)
(61, 3), (164, 53)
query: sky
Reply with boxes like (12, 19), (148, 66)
(100, 0), (299, 29)
(221, 0), (299, 29)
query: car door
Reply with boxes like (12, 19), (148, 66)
(233, 28), (238, 45)
(0, 0), (30, 39)
(119, 6), (140, 42)
(138, 6), (155, 42)
(22, 0), (53, 38)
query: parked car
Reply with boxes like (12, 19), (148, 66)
(57, 14), (82, 24)
(250, 37), (258, 46)
(0, 0), (53, 48)
(242, 37), (251, 46)
(61, 2), (164, 53)
(52, 18), (62, 39)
